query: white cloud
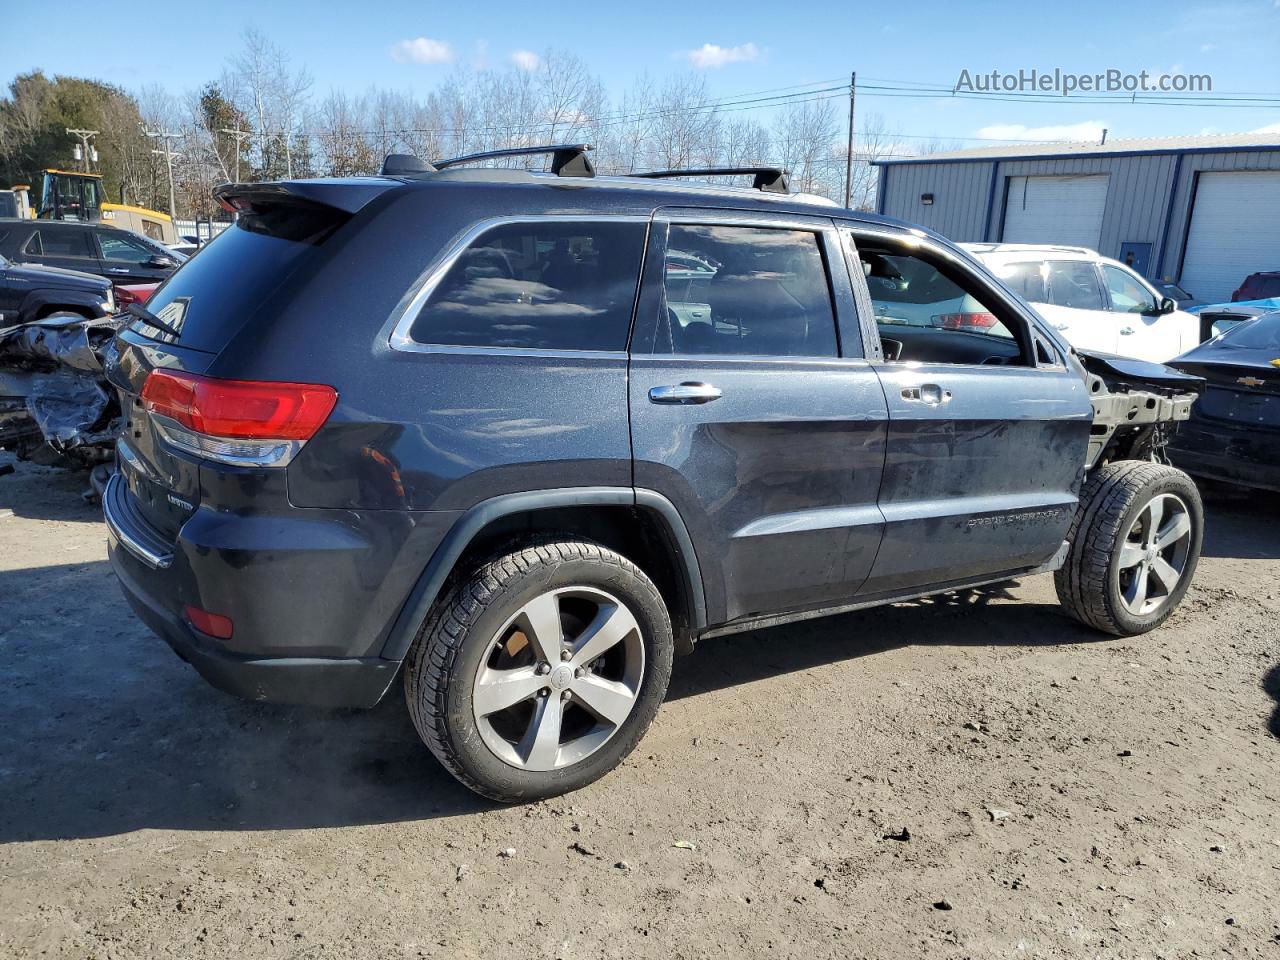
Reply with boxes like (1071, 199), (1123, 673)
(683, 42), (760, 68)
(976, 121), (1108, 143)
(1253, 121), (1280, 134)
(510, 50), (540, 72)
(390, 37), (455, 65)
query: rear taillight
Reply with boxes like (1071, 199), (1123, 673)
(934, 312), (999, 330)
(141, 370), (337, 467)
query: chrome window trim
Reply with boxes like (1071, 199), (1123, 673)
(388, 214), (650, 356)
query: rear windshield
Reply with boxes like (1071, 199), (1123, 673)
(1219, 311), (1280, 350)
(132, 203), (346, 353)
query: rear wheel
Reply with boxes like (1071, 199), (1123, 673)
(1056, 461), (1203, 636)
(404, 539), (674, 802)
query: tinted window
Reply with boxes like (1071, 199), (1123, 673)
(993, 261), (1048, 302)
(408, 221), (645, 351)
(135, 202), (348, 352)
(1102, 264), (1157, 313)
(1219, 311), (1280, 349)
(653, 224), (837, 358)
(1045, 261), (1105, 310)
(863, 249), (1014, 342)
(98, 231), (156, 262)
(33, 229), (93, 258)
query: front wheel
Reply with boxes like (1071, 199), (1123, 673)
(1056, 461), (1203, 636)
(404, 539), (674, 802)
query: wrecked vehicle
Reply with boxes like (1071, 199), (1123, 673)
(103, 147), (1204, 803)
(0, 251), (120, 474)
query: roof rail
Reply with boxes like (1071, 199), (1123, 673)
(632, 167), (790, 194)
(432, 144), (595, 178)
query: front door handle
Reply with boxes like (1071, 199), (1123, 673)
(901, 383), (951, 405)
(648, 382), (722, 405)
(1120, 326), (1135, 335)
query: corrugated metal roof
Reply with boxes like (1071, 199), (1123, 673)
(877, 132), (1280, 164)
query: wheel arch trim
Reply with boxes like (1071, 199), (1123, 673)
(378, 486), (707, 662)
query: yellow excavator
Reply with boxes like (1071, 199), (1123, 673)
(30, 169), (179, 244)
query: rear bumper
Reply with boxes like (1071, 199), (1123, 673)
(109, 530), (398, 708)
(103, 472), (456, 708)
(1169, 419), (1280, 492)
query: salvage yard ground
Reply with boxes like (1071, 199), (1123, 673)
(1, 453), (1278, 959)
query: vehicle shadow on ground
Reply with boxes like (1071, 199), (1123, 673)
(1200, 491), (1280, 560)
(1265, 663), (1280, 741)
(668, 584), (1103, 701)
(0, 564), (1109, 842)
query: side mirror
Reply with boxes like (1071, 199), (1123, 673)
(147, 255), (176, 269)
(1156, 296), (1176, 315)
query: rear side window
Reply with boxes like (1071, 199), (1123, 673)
(652, 224), (837, 358)
(1045, 260), (1105, 311)
(408, 220), (645, 351)
(994, 261), (1048, 302)
(136, 202), (348, 352)
(31, 229), (92, 258)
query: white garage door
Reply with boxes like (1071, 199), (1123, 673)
(1002, 174), (1108, 250)
(1179, 171), (1280, 303)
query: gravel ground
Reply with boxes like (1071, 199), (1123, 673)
(1, 454), (1278, 959)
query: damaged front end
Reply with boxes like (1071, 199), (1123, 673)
(0, 314), (126, 475)
(1078, 351), (1202, 469)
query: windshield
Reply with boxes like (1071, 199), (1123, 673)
(1218, 311), (1280, 350)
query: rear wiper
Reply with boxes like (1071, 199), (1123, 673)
(126, 302), (182, 339)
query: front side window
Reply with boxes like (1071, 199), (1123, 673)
(408, 220), (646, 352)
(859, 242), (1029, 366)
(1102, 264), (1158, 314)
(99, 231), (156, 263)
(653, 224), (837, 358)
(1044, 260), (1105, 311)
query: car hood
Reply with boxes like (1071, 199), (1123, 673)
(4, 260), (109, 290)
(1075, 347), (1205, 395)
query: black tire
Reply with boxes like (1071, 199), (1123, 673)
(1055, 461), (1203, 636)
(404, 538), (674, 803)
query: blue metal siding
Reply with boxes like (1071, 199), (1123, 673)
(880, 147), (1280, 279)
(878, 160), (995, 240)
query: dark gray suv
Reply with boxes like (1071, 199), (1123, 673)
(103, 146), (1205, 801)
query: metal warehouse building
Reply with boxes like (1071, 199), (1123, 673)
(874, 133), (1280, 303)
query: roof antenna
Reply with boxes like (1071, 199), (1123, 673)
(1099, 128), (1108, 146)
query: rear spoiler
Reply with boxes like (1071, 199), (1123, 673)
(213, 178), (399, 216)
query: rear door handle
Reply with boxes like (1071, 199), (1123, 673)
(901, 383), (951, 405)
(106, 267), (131, 274)
(1120, 326), (1135, 335)
(648, 382), (722, 405)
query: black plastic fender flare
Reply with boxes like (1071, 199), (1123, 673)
(378, 486), (707, 663)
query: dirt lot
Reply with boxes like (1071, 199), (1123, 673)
(1, 454), (1277, 960)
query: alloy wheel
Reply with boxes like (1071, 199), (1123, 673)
(471, 587), (645, 772)
(1117, 492), (1193, 616)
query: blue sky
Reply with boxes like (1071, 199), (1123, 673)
(9, 0), (1280, 146)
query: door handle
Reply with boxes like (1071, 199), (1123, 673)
(648, 382), (722, 405)
(901, 383), (951, 405)
(106, 267), (131, 274)
(1120, 326), (1135, 335)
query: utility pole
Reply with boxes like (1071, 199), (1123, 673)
(219, 127), (251, 182)
(843, 72), (856, 209)
(65, 128), (100, 171)
(146, 128), (181, 218)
